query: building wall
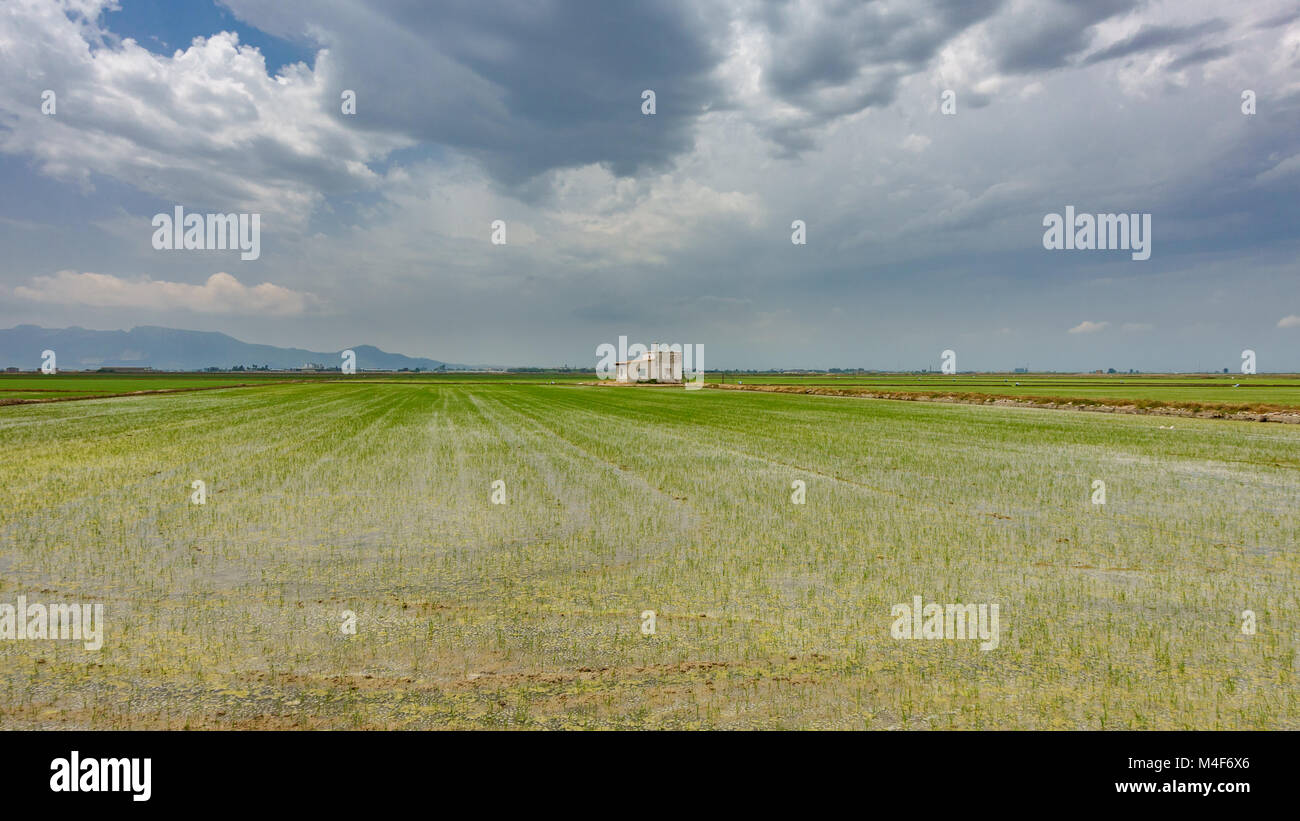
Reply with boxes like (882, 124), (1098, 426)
(613, 348), (683, 383)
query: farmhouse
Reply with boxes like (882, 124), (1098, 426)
(616, 345), (682, 384)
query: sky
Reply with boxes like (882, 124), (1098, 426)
(0, 0), (1298, 371)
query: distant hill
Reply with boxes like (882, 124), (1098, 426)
(0, 325), (465, 371)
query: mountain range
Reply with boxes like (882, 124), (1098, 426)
(0, 325), (464, 371)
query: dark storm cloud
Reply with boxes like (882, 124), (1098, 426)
(993, 0), (1139, 73)
(1256, 9), (1300, 29)
(752, 0), (1003, 150)
(1166, 44), (1234, 72)
(226, 0), (726, 187)
(1081, 19), (1228, 65)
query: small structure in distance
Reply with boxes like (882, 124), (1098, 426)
(616, 344), (682, 384)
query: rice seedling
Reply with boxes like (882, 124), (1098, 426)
(1, 380), (1295, 728)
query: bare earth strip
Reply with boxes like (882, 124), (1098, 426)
(698, 382), (1300, 422)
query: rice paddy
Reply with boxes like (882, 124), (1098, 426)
(0, 378), (1296, 728)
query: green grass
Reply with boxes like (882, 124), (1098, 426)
(0, 373), (291, 401)
(0, 371), (588, 403)
(0, 381), (1296, 728)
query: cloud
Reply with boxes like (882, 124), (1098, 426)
(1167, 44), (1234, 72)
(13, 271), (318, 316)
(1256, 9), (1300, 29)
(992, 0), (1140, 73)
(731, 0), (1003, 152)
(901, 134), (932, 153)
(1278, 315), (1300, 328)
(1082, 20), (1229, 66)
(218, 0), (726, 186)
(0, 1), (407, 218)
(1254, 153), (1300, 184)
(1069, 320), (1109, 334)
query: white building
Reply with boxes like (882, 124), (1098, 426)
(615, 344), (682, 383)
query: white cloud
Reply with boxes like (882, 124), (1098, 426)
(546, 170), (764, 266)
(1278, 315), (1300, 328)
(0, 0), (408, 220)
(1256, 154), (1300, 185)
(1069, 320), (1109, 334)
(13, 271), (319, 316)
(358, 160), (765, 273)
(901, 134), (932, 153)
